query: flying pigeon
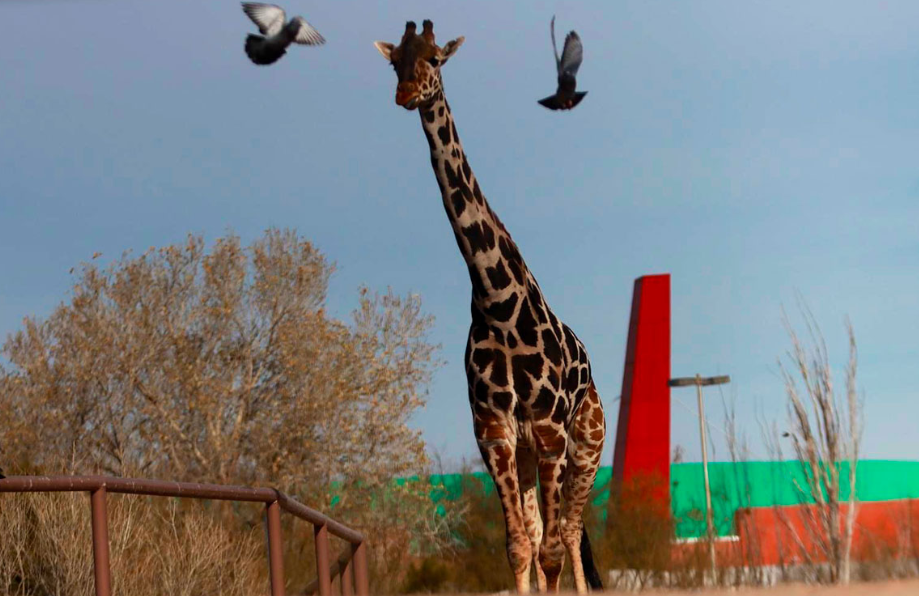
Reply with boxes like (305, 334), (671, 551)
(538, 16), (587, 111)
(241, 3), (325, 66)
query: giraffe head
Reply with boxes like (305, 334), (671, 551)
(374, 20), (465, 110)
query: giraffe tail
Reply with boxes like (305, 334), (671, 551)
(580, 526), (604, 590)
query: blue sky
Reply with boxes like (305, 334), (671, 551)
(1, 1), (917, 469)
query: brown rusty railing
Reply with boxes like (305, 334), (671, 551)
(0, 475), (369, 596)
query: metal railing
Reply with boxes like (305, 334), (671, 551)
(0, 475), (369, 596)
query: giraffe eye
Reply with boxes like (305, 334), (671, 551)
(427, 57), (441, 67)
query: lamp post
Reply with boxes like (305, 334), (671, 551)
(669, 374), (731, 583)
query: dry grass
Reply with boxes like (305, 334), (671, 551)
(0, 492), (266, 596)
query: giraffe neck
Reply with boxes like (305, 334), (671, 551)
(418, 90), (533, 328)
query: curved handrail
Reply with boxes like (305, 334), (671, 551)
(0, 474), (368, 596)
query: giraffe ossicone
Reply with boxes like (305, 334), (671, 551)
(374, 20), (606, 594)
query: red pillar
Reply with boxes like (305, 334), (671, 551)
(612, 274), (671, 506)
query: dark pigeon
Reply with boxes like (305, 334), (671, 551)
(242, 2), (325, 66)
(538, 16), (587, 111)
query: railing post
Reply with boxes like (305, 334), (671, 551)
(314, 523), (332, 596)
(266, 500), (286, 596)
(90, 487), (112, 596)
(352, 541), (369, 596)
(341, 553), (354, 596)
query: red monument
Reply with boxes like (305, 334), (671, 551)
(611, 274), (671, 505)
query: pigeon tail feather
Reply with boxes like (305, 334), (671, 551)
(537, 90), (587, 111)
(569, 90), (588, 108)
(538, 94), (564, 110)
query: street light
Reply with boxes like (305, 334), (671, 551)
(669, 374), (731, 583)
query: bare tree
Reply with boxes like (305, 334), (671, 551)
(777, 306), (861, 584)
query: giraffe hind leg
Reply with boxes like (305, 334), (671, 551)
(560, 382), (606, 593)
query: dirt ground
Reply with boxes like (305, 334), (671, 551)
(556, 580), (919, 596)
(467, 581), (919, 596)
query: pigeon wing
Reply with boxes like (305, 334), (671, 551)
(242, 3), (286, 37)
(550, 15), (561, 71)
(560, 31), (583, 77)
(291, 17), (326, 45)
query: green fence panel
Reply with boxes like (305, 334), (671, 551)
(420, 460), (919, 539)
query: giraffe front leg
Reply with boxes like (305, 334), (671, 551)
(478, 435), (532, 593)
(561, 383), (606, 594)
(518, 446), (547, 592)
(533, 423), (569, 592)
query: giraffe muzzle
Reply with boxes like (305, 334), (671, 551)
(396, 81), (421, 109)
(395, 91), (419, 110)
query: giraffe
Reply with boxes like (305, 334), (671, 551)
(374, 21), (606, 593)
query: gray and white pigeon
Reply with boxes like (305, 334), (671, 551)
(538, 16), (587, 111)
(241, 3), (325, 66)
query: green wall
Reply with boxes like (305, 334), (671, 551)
(671, 460), (919, 538)
(424, 460), (919, 539)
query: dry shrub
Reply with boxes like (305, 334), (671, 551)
(848, 500), (919, 582)
(592, 469), (765, 590)
(595, 473), (674, 589)
(357, 479), (465, 595)
(0, 230), (439, 495)
(0, 228), (447, 592)
(401, 472), (677, 594)
(0, 492), (265, 596)
(400, 474), (512, 594)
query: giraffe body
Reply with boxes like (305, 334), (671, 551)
(375, 21), (606, 593)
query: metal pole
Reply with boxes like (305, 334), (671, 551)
(314, 523), (332, 596)
(695, 374), (717, 583)
(352, 541), (369, 596)
(341, 553), (354, 596)
(267, 500), (286, 596)
(669, 374), (730, 585)
(90, 487), (113, 596)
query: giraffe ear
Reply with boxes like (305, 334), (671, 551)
(374, 41), (395, 61)
(440, 36), (465, 63)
